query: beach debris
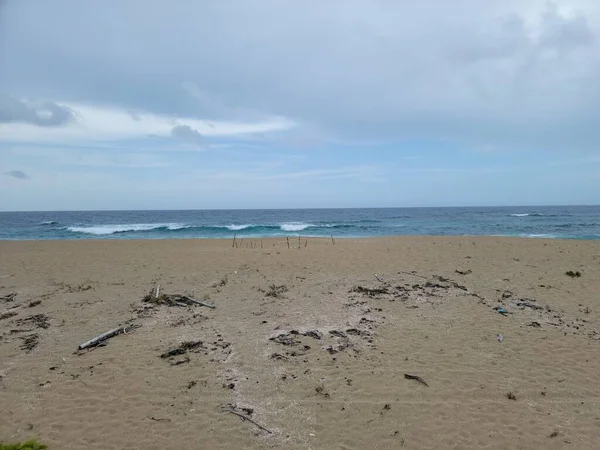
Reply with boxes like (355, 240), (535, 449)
(506, 392), (516, 400)
(565, 271), (581, 278)
(264, 284), (288, 298)
(324, 339), (351, 354)
(515, 299), (543, 310)
(455, 269), (472, 275)
(16, 314), (50, 329)
(224, 406), (272, 434)
(160, 340), (205, 358)
(0, 311), (18, 320)
(160, 339), (231, 364)
(148, 416), (171, 422)
(0, 292), (17, 302)
(299, 330), (323, 340)
(329, 330), (347, 338)
(20, 334), (39, 352)
(404, 374), (429, 387)
(527, 321), (542, 328)
(494, 307), (509, 316)
(270, 332), (301, 346)
(28, 300), (42, 307)
(143, 290), (215, 309)
(548, 430), (559, 438)
(374, 274), (385, 282)
(77, 324), (139, 351)
(169, 356), (190, 366)
(398, 270), (428, 279)
(497, 334), (504, 343)
(351, 285), (390, 297)
(315, 385), (331, 398)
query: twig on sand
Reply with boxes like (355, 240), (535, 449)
(186, 297), (216, 309)
(148, 416), (171, 422)
(77, 324), (139, 351)
(374, 274), (384, 282)
(225, 409), (273, 434)
(398, 270), (428, 279)
(404, 373), (429, 387)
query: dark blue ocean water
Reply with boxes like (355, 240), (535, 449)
(0, 206), (599, 240)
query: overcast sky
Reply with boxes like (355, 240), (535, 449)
(1, 0), (599, 211)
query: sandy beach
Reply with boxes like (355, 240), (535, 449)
(1, 236), (599, 449)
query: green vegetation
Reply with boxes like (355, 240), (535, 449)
(0, 440), (48, 450)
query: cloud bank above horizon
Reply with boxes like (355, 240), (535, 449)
(1, 0), (599, 210)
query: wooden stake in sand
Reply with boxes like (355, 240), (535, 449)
(78, 325), (137, 350)
(155, 284), (161, 299)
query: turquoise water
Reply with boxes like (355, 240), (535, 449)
(0, 206), (599, 240)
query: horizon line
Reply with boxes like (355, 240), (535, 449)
(1, 204), (598, 213)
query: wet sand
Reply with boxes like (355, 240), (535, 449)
(1, 237), (599, 449)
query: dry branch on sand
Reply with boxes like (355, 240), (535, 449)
(142, 289), (215, 309)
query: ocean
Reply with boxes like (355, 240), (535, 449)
(0, 206), (599, 241)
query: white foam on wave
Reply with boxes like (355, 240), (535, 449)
(67, 223), (189, 235)
(224, 224), (253, 231)
(280, 222), (314, 232)
(40, 221), (58, 225)
(510, 213), (530, 217)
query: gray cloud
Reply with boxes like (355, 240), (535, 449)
(0, 94), (75, 127)
(5, 170), (29, 179)
(170, 125), (205, 147)
(2, 1), (600, 151)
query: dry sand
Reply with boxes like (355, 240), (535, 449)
(0, 236), (599, 449)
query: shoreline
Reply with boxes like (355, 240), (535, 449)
(0, 234), (596, 244)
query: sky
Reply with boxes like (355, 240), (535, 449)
(1, 0), (600, 211)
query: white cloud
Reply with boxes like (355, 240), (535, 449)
(0, 102), (296, 144)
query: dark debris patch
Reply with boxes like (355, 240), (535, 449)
(16, 314), (50, 329)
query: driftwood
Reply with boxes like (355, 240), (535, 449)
(226, 409), (273, 434)
(155, 285), (161, 298)
(78, 325), (138, 350)
(374, 274), (384, 282)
